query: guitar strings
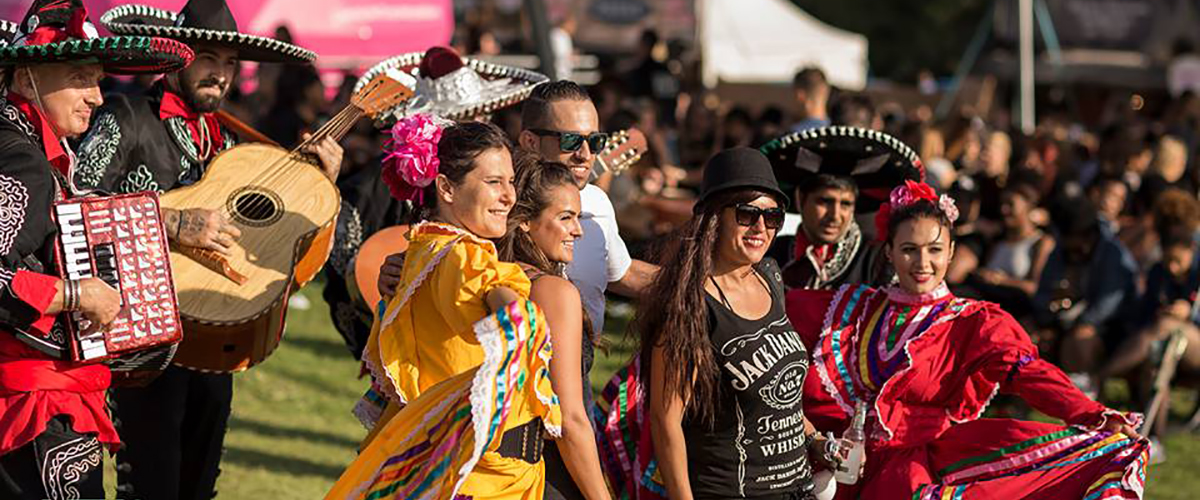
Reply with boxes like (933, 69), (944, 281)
(230, 105), (364, 219)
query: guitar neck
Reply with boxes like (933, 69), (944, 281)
(294, 105), (364, 152)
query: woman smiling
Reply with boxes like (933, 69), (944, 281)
(329, 118), (561, 500)
(786, 181), (1149, 499)
(498, 155), (610, 500)
(638, 148), (836, 500)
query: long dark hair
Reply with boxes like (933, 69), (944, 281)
(637, 188), (778, 426)
(497, 152), (598, 343)
(405, 120), (512, 224)
(497, 152), (576, 271)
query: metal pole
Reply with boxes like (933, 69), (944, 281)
(524, 0), (558, 80)
(1018, 0), (1035, 134)
(935, 2), (994, 120)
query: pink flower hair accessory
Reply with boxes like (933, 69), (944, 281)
(381, 113), (443, 203)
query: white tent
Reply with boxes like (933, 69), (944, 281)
(700, 0), (868, 90)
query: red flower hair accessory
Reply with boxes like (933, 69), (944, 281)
(381, 113), (443, 203)
(874, 180), (959, 241)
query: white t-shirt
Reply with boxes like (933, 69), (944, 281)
(567, 184), (632, 336)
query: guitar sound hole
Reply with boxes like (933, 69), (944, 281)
(228, 188), (284, 227)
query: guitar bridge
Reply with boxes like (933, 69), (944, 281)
(180, 246), (249, 285)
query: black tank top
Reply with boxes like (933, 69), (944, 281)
(684, 259), (814, 499)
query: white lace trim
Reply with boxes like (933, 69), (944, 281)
(1079, 409), (1144, 433)
(453, 302), (517, 497)
(811, 284), (859, 417)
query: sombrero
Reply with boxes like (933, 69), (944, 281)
(354, 46), (548, 126)
(101, 0), (315, 64)
(0, 0), (194, 75)
(760, 126), (925, 213)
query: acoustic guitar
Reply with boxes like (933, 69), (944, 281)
(164, 74), (414, 373)
(349, 128), (649, 309)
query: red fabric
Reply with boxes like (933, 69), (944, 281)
(786, 286), (1124, 498)
(792, 231), (830, 269)
(159, 89), (223, 160)
(11, 270), (60, 335)
(418, 46), (465, 79)
(7, 92), (69, 179)
(0, 336), (117, 455)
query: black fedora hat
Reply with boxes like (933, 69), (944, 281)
(696, 147), (790, 212)
(0, 0), (194, 75)
(759, 126), (924, 213)
(101, 0), (315, 64)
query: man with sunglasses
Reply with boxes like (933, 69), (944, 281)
(518, 80), (656, 337)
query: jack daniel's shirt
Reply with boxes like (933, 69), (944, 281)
(684, 259), (814, 499)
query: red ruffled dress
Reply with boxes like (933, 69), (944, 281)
(0, 94), (119, 456)
(787, 283), (1149, 499)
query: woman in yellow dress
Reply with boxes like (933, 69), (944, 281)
(327, 116), (561, 500)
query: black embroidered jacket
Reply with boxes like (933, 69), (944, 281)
(75, 84), (236, 195)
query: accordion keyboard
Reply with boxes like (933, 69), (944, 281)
(53, 193), (182, 363)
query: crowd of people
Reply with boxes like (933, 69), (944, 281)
(0, 0), (1179, 498)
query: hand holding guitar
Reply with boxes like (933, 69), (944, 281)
(302, 132), (346, 181)
(377, 252), (406, 302)
(163, 207), (242, 256)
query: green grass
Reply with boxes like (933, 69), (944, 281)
(109, 287), (1199, 498)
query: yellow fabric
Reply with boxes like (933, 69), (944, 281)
(330, 300), (561, 500)
(342, 222), (552, 500)
(364, 222), (530, 409)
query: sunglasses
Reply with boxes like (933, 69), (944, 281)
(734, 204), (785, 230)
(529, 129), (610, 153)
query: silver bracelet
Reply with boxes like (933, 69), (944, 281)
(64, 279), (80, 312)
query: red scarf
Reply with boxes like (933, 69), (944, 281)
(6, 92), (70, 180)
(159, 89), (223, 161)
(794, 230), (831, 269)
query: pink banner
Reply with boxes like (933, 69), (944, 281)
(0, 0), (454, 69)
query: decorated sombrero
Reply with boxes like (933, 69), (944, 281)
(760, 126), (925, 213)
(354, 46), (548, 126)
(101, 0), (315, 64)
(0, 0), (194, 75)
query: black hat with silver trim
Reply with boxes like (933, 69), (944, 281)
(100, 0), (315, 64)
(760, 126), (925, 213)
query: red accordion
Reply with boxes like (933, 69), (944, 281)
(51, 192), (182, 363)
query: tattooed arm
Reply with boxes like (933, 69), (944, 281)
(161, 207), (242, 256)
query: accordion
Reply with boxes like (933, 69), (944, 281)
(49, 192), (183, 366)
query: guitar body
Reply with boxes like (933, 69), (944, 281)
(160, 143), (340, 372)
(350, 224), (410, 308)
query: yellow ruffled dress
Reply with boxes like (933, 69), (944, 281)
(327, 222), (561, 500)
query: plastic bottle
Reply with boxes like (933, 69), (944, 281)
(834, 400), (868, 485)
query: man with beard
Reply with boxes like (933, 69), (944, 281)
(760, 126), (924, 290)
(0, 1), (193, 497)
(74, 1), (342, 498)
(517, 80), (656, 337)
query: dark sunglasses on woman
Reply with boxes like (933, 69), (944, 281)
(734, 204), (785, 230)
(529, 129), (610, 153)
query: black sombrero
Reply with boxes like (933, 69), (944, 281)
(101, 0), (315, 64)
(354, 46), (548, 126)
(760, 126), (925, 213)
(0, 0), (194, 75)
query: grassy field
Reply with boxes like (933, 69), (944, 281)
(108, 285), (1200, 498)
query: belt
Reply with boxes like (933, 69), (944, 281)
(495, 418), (545, 464)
